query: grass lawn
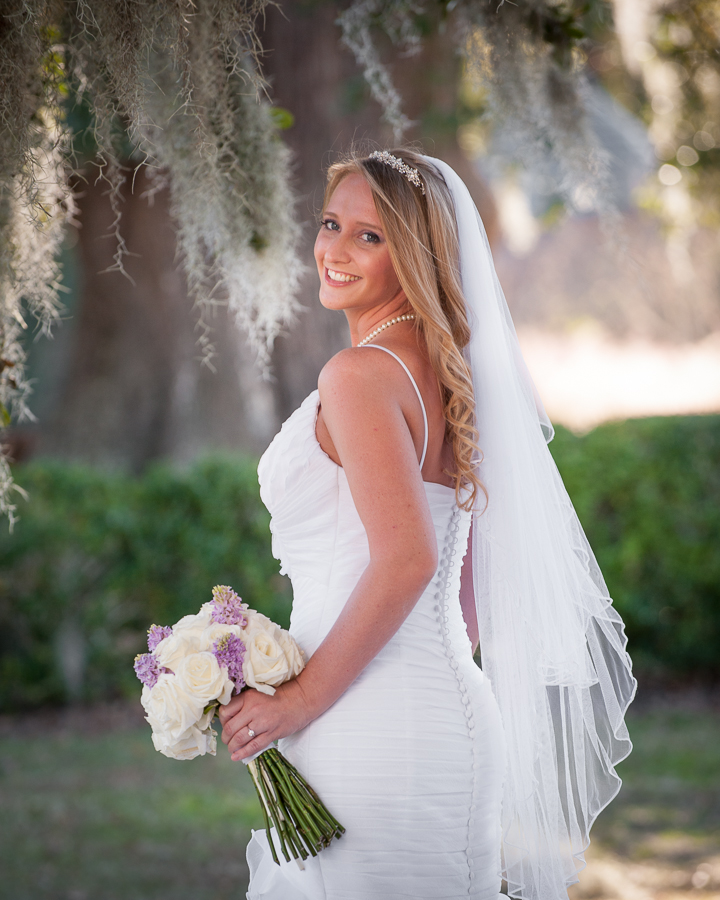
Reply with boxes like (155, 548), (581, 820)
(0, 705), (263, 900)
(1, 696), (719, 900)
(569, 700), (720, 900)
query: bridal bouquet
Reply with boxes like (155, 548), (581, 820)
(134, 585), (345, 864)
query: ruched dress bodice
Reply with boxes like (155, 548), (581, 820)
(247, 388), (506, 900)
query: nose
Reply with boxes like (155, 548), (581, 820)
(322, 231), (352, 265)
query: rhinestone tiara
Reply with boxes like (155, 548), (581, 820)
(367, 150), (426, 195)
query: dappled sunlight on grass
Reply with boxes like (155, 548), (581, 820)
(570, 702), (720, 900)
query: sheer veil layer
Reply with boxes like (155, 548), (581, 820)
(423, 156), (637, 900)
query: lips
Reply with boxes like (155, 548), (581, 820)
(326, 267), (361, 285)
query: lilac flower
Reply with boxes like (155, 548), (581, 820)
(210, 585), (248, 627)
(134, 653), (170, 689)
(213, 633), (246, 694)
(147, 624), (173, 652)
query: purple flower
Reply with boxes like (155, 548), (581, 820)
(210, 585), (248, 627)
(147, 624), (173, 652)
(134, 653), (169, 689)
(212, 633), (246, 694)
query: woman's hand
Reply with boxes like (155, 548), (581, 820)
(218, 679), (313, 761)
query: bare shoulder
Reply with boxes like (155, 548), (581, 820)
(318, 346), (408, 410)
(318, 347), (370, 388)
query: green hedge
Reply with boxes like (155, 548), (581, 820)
(549, 415), (720, 678)
(1, 414), (719, 710)
(0, 457), (291, 711)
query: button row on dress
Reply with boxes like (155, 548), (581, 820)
(440, 509), (481, 884)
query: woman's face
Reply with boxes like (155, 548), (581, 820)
(314, 173), (404, 314)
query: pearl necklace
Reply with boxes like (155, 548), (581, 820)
(356, 314), (415, 347)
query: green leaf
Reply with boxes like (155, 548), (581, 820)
(270, 107), (295, 131)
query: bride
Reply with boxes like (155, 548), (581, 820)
(218, 149), (636, 900)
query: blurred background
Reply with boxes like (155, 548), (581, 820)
(0, 0), (719, 898)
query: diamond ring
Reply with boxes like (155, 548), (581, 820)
(248, 728), (256, 738)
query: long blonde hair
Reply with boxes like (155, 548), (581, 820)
(323, 148), (486, 512)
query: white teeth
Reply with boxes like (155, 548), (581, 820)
(327, 269), (360, 283)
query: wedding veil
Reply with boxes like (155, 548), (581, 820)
(423, 156), (637, 899)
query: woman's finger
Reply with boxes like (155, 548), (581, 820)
(230, 728), (273, 761)
(220, 709), (253, 746)
(227, 718), (266, 755)
(217, 693), (244, 725)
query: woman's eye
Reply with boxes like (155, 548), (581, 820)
(320, 218), (339, 232)
(360, 232), (380, 244)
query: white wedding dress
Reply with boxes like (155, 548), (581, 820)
(247, 347), (507, 900)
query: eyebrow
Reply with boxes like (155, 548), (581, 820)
(324, 210), (382, 231)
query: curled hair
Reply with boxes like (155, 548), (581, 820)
(323, 148), (486, 512)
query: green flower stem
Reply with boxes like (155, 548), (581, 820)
(260, 760), (308, 862)
(254, 759), (291, 863)
(276, 751), (345, 835)
(259, 761), (295, 863)
(247, 749), (345, 865)
(281, 813), (309, 861)
(284, 770), (344, 838)
(282, 780), (332, 848)
(281, 780), (341, 842)
(302, 796), (340, 842)
(247, 760), (279, 866)
(282, 785), (324, 852)
(253, 767), (287, 865)
(289, 795), (338, 847)
(264, 753), (324, 849)
(263, 753), (320, 835)
(264, 763), (314, 860)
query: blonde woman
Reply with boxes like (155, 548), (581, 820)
(219, 150), (636, 900)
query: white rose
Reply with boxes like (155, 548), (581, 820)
(177, 605), (214, 629)
(196, 704), (217, 732)
(141, 673), (204, 743)
(240, 610), (276, 639)
(171, 607), (214, 642)
(243, 629), (291, 695)
(153, 723), (217, 760)
(175, 651), (233, 706)
(154, 630), (199, 673)
(199, 622), (243, 652)
(278, 630), (306, 679)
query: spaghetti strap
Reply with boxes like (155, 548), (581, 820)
(361, 344), (429, 470)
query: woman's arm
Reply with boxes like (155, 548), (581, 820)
(219, 348), (439, 760)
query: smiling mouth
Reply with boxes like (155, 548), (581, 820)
(326, 268), (361, 285)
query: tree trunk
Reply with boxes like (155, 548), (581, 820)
(261, 2), (388, 421)
(37, 165), (274, 470)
